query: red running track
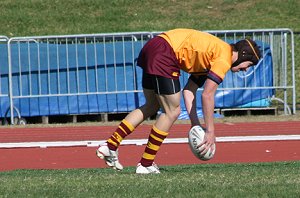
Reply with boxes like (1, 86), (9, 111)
(0, 121), (300, 171)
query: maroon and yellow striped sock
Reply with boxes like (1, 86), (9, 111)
(107, 119), (134, 151)
(140, 126), (169, 167)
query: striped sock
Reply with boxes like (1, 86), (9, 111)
(107, 119), (134, 151)
(140, 126), (169, 167)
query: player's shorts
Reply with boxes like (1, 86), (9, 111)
(137, 36), (181, 80)
(142, 72), (181, 95)
(189, 75), (207, 88)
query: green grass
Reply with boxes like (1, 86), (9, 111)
(0, 161), (299, 197)
(0, 0), (299, 36)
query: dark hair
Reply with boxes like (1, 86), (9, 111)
(231, 39), (261, 67)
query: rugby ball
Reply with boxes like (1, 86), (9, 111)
(188, 125), (216, 161)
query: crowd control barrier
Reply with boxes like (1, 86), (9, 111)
(4, 29), (295, 124)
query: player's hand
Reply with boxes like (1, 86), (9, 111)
(197, 130), (216, 155)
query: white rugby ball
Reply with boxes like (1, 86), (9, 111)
(188, 125), (216, 161)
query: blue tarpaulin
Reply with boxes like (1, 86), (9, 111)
(0, 40), (273, 118)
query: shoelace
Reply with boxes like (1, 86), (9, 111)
(152, 162), (159, 170)
(108, 150), (119, 162)
(146, 166), (160, 173)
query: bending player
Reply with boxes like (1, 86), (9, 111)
(96, 28), (261, 174)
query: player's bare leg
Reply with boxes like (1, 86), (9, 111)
(136, 92), (181, 174)
(97, 88), (160, 170)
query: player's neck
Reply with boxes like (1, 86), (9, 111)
(232, 51), (238, 65)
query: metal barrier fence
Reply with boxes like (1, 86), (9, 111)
(5, 29), (296, 124)
(203, 29), (296, 115)
(0, 36), (9, 98)
(0, 36), (11, 123)
(6, 32), (153, 124)
(206, 28), (296, 115)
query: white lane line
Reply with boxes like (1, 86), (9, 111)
(0, 135), (300, 149)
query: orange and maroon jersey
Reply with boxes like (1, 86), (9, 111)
(159, 29), (232, 82)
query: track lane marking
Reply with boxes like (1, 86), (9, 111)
(1, 135), (300, 148)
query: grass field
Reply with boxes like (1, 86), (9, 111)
(0, 161), (299, 197)
(1, 0), (299, 36)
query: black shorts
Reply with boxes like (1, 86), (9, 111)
(189, 75), (207, 87)
(142, 72), (180, 95)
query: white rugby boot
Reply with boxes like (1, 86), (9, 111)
(136, 162), (160, 174)
(96, 144), (123, 171)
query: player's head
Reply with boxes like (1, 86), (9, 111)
(231, 39), (261, 68)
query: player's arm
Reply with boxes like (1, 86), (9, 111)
(183, 75), (204, 126)
(200, 78), (218, 154)
(183, 73), (219, 154)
